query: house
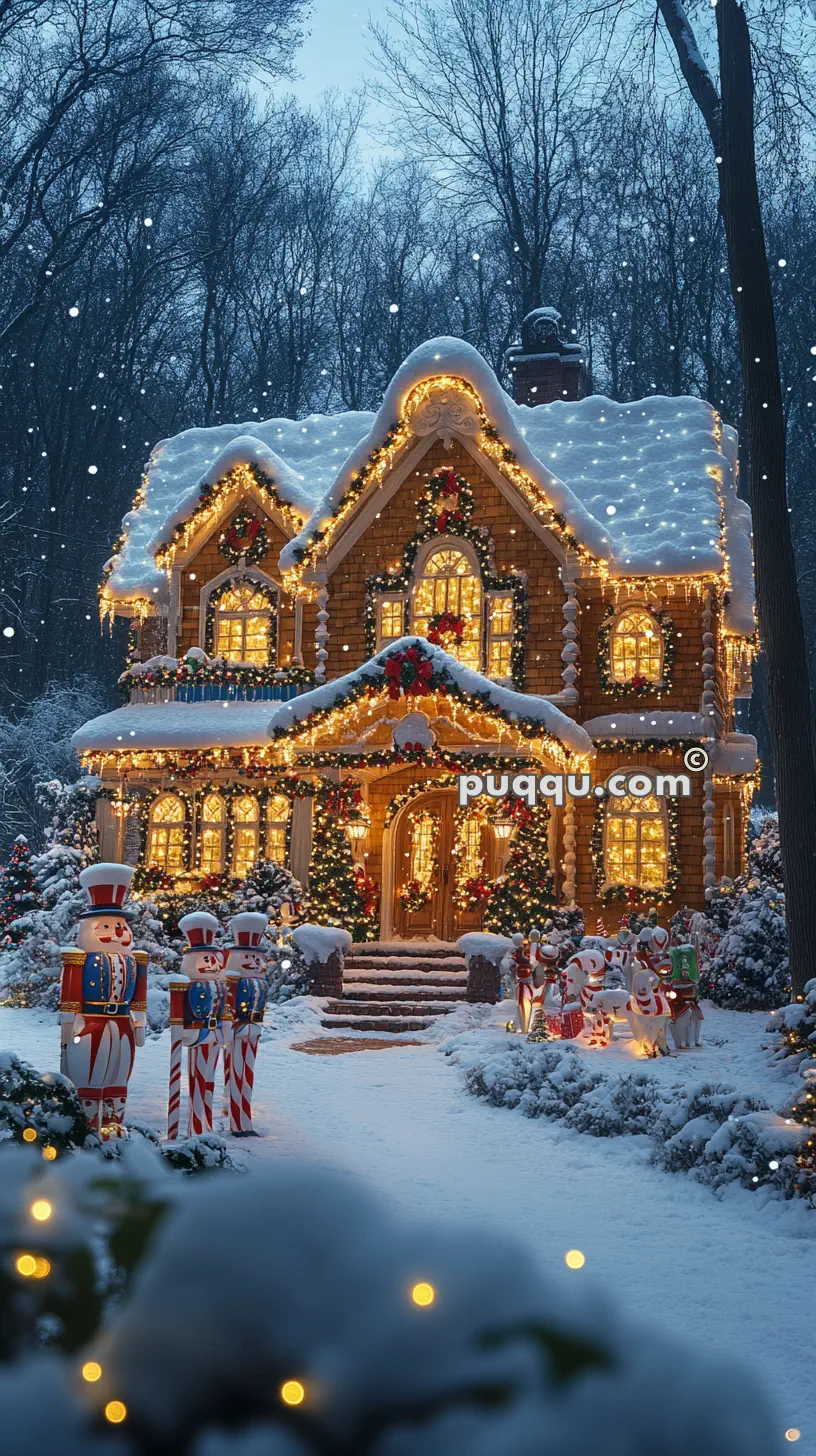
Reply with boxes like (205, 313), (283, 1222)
(73, 309), (758, 940)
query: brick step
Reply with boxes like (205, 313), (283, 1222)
(325, 999), (454, 1017)
(350, 942), (460, 959)
(344, 973), (466, 989)
(340, 986), (462, 1003)
(320, 1015), (433, 1033)
(344, 959), (466, 974)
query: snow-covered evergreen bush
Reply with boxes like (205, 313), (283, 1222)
(0, 836), (39, 938)
(449, 1042), (807, 1199)
(0, 1152), (779, 1454)
(769, 976), (816, 1068)
(0, 778), (100, 1007)
(229, 859), (303, 917)
(265, 939), (310, 1002)
(708, 879), (789, 1010)
(0, 1052), (91, 1152)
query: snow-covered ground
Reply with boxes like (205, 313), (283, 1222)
(1, 1001), (811, 1450)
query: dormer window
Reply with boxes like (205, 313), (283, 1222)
(212, 582), (276, 666)
(610, 607), (664, 684)
(412, 546), (481, 671)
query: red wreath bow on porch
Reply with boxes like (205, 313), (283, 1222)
(427, 610), (465, 646)
(384, 647), (435, 699)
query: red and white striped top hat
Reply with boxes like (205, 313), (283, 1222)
(226, 912), (268, 949)
(78, 863), (134, 916)
(178, 911), (220, 948)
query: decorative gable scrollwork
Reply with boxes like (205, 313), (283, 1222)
(407, 385), (481, 447)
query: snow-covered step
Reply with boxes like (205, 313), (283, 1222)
(345, 955), (466, 972)
(344, 973), (466, 990)
(325, 999), (453, 1018)
(320, 1015), (434, 1033)
(349, 941), (460, 959)
(340, 986), (462, 1003)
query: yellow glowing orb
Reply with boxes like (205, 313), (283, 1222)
(15, 1254), (37, 1277)
(42, 1145), (57, 1161)
(33, 1257), (51, 1278)
(411, 1281), (436, 1307)
(104, 1401), (127, 1425)
(785, 1431), (801, 1444)
(22, 1127), (37, 1143)
(31, 1199), (52, 1222)
(564, 1249), (586, 1270)
(82, 1362), (102, 1384)
(280, 1380), (306, 1407)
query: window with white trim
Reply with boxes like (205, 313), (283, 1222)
(376, 596), (406, 650)
(486, 592), (514, 680)
(199, 793), (226, 875)
(604, 792), (667, 888)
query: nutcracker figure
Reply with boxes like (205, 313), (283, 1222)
(509, 931), (534, 1034)
(167, 912), (231, 1140)
(59, 863), (147, 1139)
(528, 930), (564, 1040)
(222, 912), (269, 1137)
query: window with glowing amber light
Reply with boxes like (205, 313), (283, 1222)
(147, 795), (186, 874)
(487, 592), (514, 680)
(198, 793), (225, 875)
(455, 812), (484, 879)
(214, 583), (274, 666)
(266, 794), (290, 864)
(604, 793), (668, 889)
(232, 794), (260, 877)
(610, 607), (663, 683)
(412, 546), (481, 670)
(377, 597), (406, 649)
(409, 810), (438, 891)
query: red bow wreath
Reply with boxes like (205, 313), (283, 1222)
(384, 646), (436, 699)
(427, 610), (465, 647)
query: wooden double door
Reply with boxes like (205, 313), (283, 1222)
(393, 790), (496, 941)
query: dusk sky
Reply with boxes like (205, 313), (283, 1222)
(289, 0), (380, 101)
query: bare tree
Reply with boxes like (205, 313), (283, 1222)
(655, 0), (816, 999)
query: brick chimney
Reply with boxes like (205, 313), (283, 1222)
(505, 306), (586, 405)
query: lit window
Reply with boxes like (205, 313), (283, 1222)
(412, 547), (481, 670)
(610, 608), (663, 682)
(266, 794), (290, 865)
(605, 793), (667, 888)
(215, 584), (274, 666)
(147, 795), (186, 873)
(455, 812), (483, 880)
(409, 811), (438, 891)
(199, 793), (225, 874)
(377, 597), (405, 648)
(232, 794), (259, 877)
(487, 593), (514, 680)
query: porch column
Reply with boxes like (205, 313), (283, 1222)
(293, 598), (304, 666)
(315, 586), (329, 683)
(561, 800), (577, 906)
(96, 797), (121, 861)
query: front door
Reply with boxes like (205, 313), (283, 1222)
(393, 791), (494, 940)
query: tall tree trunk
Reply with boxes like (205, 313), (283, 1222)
(657, 0), (816, 999)
(715, 0), (816, 999)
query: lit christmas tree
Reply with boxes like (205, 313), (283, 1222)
(229, 859), (303, 919)
(306, 782), (378, 942)
(0, 836), (39, 939)
(708, 878), (789, 1010)
(484, 801), (554, 936)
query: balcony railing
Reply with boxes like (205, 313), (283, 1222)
(127, 679), (314, 705)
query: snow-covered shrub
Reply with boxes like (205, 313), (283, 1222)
(229, 859), (303, 917)
(563, 1071), (663, 1138)
(708, 879), (789, 1010)
(651, 1083), (802, 1194)
(0, 1052), (91, 1152)
(768, 977), (816, 1068)
(265, 940), (310, 1003)
(0, 1153), (779, 1454)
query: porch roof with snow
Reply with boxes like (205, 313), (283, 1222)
(103, 336), (755, 636)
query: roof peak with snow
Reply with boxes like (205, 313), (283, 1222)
(104, 335), (754, 635)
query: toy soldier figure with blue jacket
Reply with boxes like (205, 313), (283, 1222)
(59, 863), (147, 1139)
(223, 912), (269, 1136)
(167, 911), (232, 1139)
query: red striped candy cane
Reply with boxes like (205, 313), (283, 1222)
(221, 1043), (232, 1120)
(188, 1042), (219, 1136)
(167, 1025), (183, 1141)
(228, 1031), (247, 1133)
(239, 1025), (261, 1132)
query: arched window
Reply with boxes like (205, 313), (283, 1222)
(232, 794), (259, 877)
(610, 607), (663, 683)
(409, 810), (438, 892)
(412, 546), (482, 670)
(455, 812), (484, 881)
(147, 795), (186, 874)
(266, 794), (290, 865)
(605, 792), (667, 888)
(214, 583), (274, 666)
(199, 793), (226, 875)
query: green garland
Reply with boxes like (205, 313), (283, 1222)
(154, 462), (299, 561)
(272, 641), (558, 748)
(119, 659), (315, 701)
(362, 469), (529, 688)
(597, 606), (675, 697)
(591, 793), (681, 905)
(288, 425), (402, 565)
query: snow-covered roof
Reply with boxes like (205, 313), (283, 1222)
(267, 637), (593, 756)
(106, 336), (754, 632)
(582, 711), (715, 740)
(72, 701), (279, 753)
